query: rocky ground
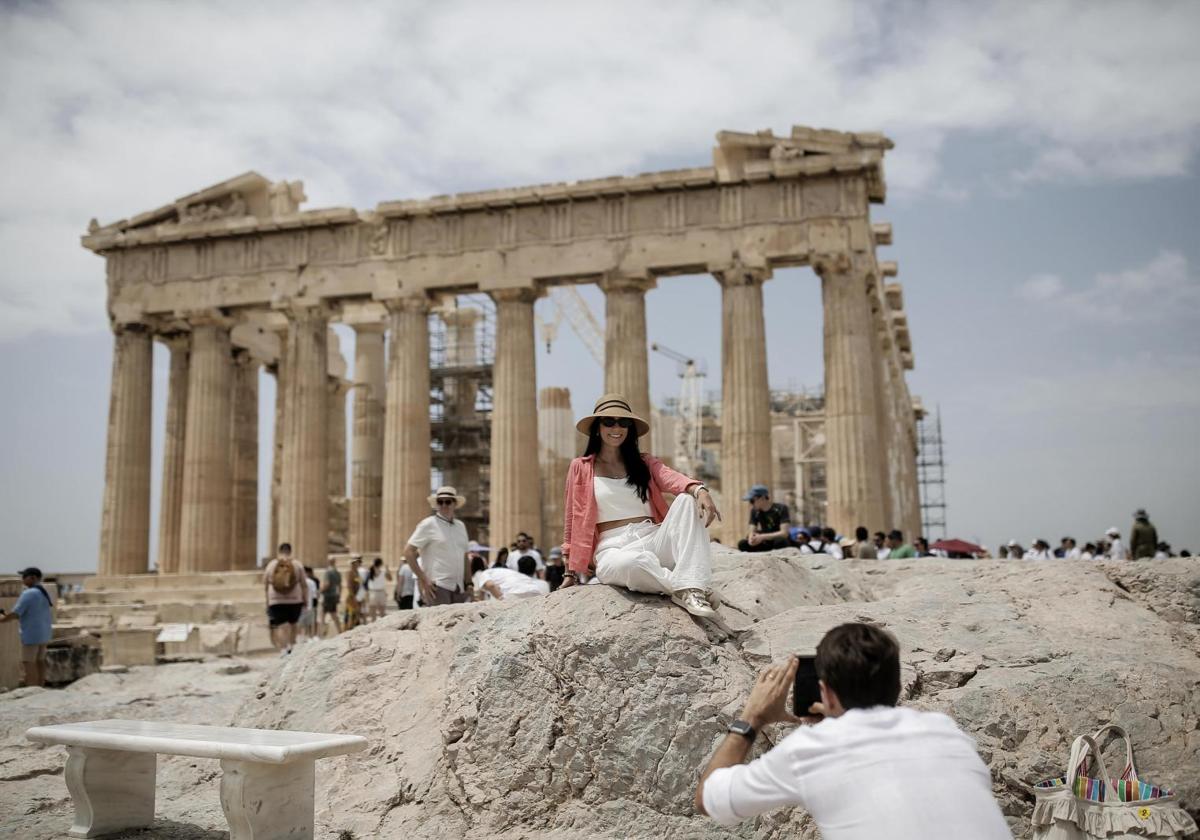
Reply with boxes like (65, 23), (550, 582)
(1, 553), (1197, 839)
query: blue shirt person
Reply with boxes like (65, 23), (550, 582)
(1, 567), (54, 687)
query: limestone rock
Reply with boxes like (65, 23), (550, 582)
(231, 553), (1199, 839)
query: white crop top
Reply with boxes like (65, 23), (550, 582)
(594, 476), (652, 522)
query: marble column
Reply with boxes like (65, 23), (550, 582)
(327, 377), (350, 554)
(538, 386), (574, 551)
(155, 333), (189, 575)
(349, 325), (385, 553)
(178, 320), (234, 573)
(866, 293), (896, 528)
(229, 350), (259, 569)
(819, 257), (886, 535)
(489, 288), (542, 553)
(600, 273), (655, 452)
(715, 265), (773, 545)
(895, 361), (922, 540)
(381, 296), (432, 568)
(278, 305), (329, 568)
(98, 324), (153, 577)
(267, 360), (284, 556)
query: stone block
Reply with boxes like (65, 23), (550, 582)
(100, 629), (158, 667)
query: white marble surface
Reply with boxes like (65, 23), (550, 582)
(65, 746), (156, 838)
(26, 719), (367, 764)
(221, 757), (315, 840)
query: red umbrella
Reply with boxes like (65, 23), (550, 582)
(931, 538), (985, 555)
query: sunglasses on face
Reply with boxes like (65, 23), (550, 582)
(436, 498), (456, 506)
(599, 418), (632, 429)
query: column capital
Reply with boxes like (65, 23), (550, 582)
(380, 293), (432, 315)
(111, 320), (153, 337)
(810, 250), (855, 279)
(490, 286), (541, 305)
(351, 322), (387, 335)
(710, 261), (771, 287)
(272, 298), (337, 321)
(179, 308), (237, 329)
(598, 272), (656, 295)
(154, 330), (191, 351)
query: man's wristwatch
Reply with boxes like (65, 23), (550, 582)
(727, 719), (757, 741)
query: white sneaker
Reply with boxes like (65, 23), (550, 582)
(671, 588), (717, 618)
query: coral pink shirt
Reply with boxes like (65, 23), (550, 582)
(561, 454), (699, 575)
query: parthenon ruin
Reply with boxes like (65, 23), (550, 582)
(86, 125), (920, 573)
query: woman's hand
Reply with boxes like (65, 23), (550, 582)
(696, 489), (722, 527)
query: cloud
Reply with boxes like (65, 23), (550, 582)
(1017, 250), (1200, 322)
(2, 0), (1200, 339)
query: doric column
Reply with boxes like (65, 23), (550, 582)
(489, 287), (542, 553)
(178, 318), (234, 573)
(349, 324), (385, 553)
(866, 291), (896, 528)
(267, 359), (284, 555)
(381, 295), (432, 568)
(98, 323), (153, 576)
(818, 255), (886, 534)
(229, 349), (259, 569)
(538, 386), (574, 551)
(714, 264), (773, 545)
(327, 376), (350, 554)
(600, 272), (655, 451)
(155, 333), (189, 574)
(278, 304), (330, 567)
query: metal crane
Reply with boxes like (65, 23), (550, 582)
(650, 342), (705, 475)
(536, 286), (604, 365)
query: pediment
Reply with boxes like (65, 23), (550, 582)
(88, 172), (306, 235)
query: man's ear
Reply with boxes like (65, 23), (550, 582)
(819, 679), (845, 716)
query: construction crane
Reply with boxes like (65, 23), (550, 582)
(650, 342), (705, 476)
(536, 286), (604, 365)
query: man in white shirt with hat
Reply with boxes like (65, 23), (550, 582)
(1105, 527), (1128, 561)
(403, 486), (472, 606)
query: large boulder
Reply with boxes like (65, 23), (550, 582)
(234, 553), (1200, 839)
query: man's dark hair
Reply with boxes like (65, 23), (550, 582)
(888, 530), (903, 541)
(822, 527), (836, 542)
(471, 556), (487, 575)
(873, 531), (886, 541)
(278, 542), (292, 553)
(855, 526), (869, 541)
(517, 555), (537, 577)
(815, 622), (901, 710)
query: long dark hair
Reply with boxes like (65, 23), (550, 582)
(584, 419), (651, 502)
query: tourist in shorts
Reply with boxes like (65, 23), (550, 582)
(320, 558), (343, 636)
(262, 543), (306, 655)
(0, 566), (54, 687)
(560, 394), (722, 617)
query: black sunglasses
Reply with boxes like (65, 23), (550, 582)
(436, 498), (456, 506)
(599, 417), (633, 429)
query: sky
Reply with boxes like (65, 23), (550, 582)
(1, 0), (1198, 569)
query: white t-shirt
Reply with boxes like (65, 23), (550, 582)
(799, 540), (842, 559)
(1023, 548), (1053, 560)
(407, 514), (470, 591)
(507, 548), (545, 572)
(702, 706), (1010, 839)
(1107, 538), (1127, 560)
(306, 577), (318, 605)
(396, 564), (416, 598)
(473, 568), (550, 600)
(877, 547), (891, 560)
(366, 567), (389, 592)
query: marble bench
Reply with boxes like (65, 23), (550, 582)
(26, 718), (367, 839)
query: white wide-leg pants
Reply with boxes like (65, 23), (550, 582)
(593, 493), (712, 594)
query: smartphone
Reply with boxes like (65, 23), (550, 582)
(793, 655), (822, 718)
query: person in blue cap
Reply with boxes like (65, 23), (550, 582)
(738, 485), (792, 553)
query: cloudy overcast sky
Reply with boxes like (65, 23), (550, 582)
(2, 0), (1198, 568)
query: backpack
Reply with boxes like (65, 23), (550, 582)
(270, 559), (299, 594)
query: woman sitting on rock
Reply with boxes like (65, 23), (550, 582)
(560, 393), (722, 617)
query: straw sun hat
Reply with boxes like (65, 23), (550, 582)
(427, 485), (467, 507)
(575, 393), (650, 437)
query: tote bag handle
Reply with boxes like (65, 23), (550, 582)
(1067, 734), (1113, 792)
(1089, 723), (1138, 781)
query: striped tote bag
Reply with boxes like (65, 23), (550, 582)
(1030, 724), (1196, 839)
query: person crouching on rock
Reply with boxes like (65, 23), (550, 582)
(559, 393), (722, 617)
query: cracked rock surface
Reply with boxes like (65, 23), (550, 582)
(2, 554), (1197, 839)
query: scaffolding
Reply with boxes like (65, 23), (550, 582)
(428, 294), (496, 544)
(916, 406), (947, 540)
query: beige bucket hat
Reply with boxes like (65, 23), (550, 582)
(575, 393), (650, 437)
(427, 485), (467, 507)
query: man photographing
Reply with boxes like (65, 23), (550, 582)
(695, 623), (1010, 838)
